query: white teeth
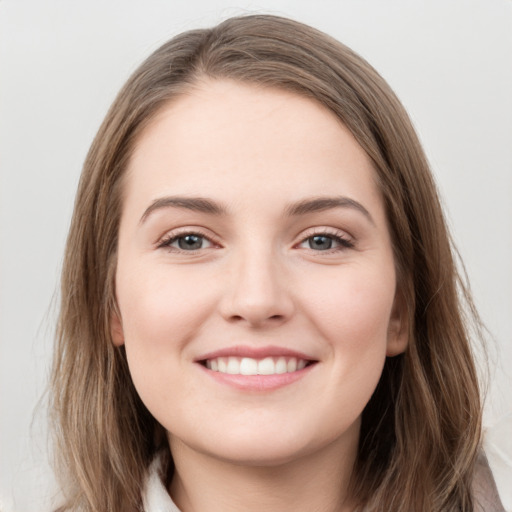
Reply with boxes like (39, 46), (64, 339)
(227, 357), (240, 374)
(258, 357), (275, 375)
(204, 356), (311, 375)
(240, 357), (258, 375)
(218, 357), (227, 373)
(275, 357), (287, 374)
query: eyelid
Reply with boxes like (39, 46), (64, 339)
(156, 227), (221, 251)
(154, 225), (354, 253)
(294, 227), (354, 250)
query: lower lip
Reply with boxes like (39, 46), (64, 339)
(197, 363), (316, 391)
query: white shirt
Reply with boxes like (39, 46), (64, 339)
(142, 455), (181, 512)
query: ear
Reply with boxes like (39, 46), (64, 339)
(110, 310), (125, 346)
(386, 291), (409, 357)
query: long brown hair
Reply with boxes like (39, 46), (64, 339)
(50, 14), (483, 511)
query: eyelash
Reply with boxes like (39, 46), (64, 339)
(156, 228), (354, 254)
(157, 229), (218, 253)
(296, 228), (354, 253)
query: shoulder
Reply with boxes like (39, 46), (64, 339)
(472, 452), (506, 512)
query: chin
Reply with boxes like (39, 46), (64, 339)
(170, 418), (357, 468)
(201, 438), (314, 467)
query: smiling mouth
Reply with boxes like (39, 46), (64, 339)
(201, 356), (315, 376)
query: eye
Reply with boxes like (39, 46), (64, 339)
(297, 232), (354, 251)
(158, 232), (215, 252)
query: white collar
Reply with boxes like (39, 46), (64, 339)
(142, 454), (181, 512)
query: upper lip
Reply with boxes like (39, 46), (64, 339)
(196, 345), (317, 362)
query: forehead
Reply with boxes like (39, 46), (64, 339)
(124, 79), (383, 220)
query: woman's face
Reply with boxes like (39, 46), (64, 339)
(113, 80), (407, 466)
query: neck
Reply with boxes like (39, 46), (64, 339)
(168, 427), (359, 512)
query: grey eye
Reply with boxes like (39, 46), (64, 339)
(177, 234), (205, 250)
(308, 235), (334, 250)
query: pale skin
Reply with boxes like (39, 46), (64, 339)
(112, 79), (408, 512)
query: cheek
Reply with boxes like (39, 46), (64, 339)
(303, 265), (396, 349)
(114, 263), (217, 391)
(299, 264), (395, 399)
(114, 264), (215, 420)
(117, 263), (214, 343)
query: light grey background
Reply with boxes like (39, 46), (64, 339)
(1, 1), (511, 511)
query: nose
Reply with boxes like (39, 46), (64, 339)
(218, 247), (295, 328)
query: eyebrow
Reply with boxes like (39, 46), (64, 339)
(140, 196), (228, 223)
(140, 195), (374, 225)
(285, 196), (375, 224)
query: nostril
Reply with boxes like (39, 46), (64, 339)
(229, 313), (286, 325)
(220, 292), (295, 326)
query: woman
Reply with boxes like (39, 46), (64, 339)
(50, 14), (504, 512)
